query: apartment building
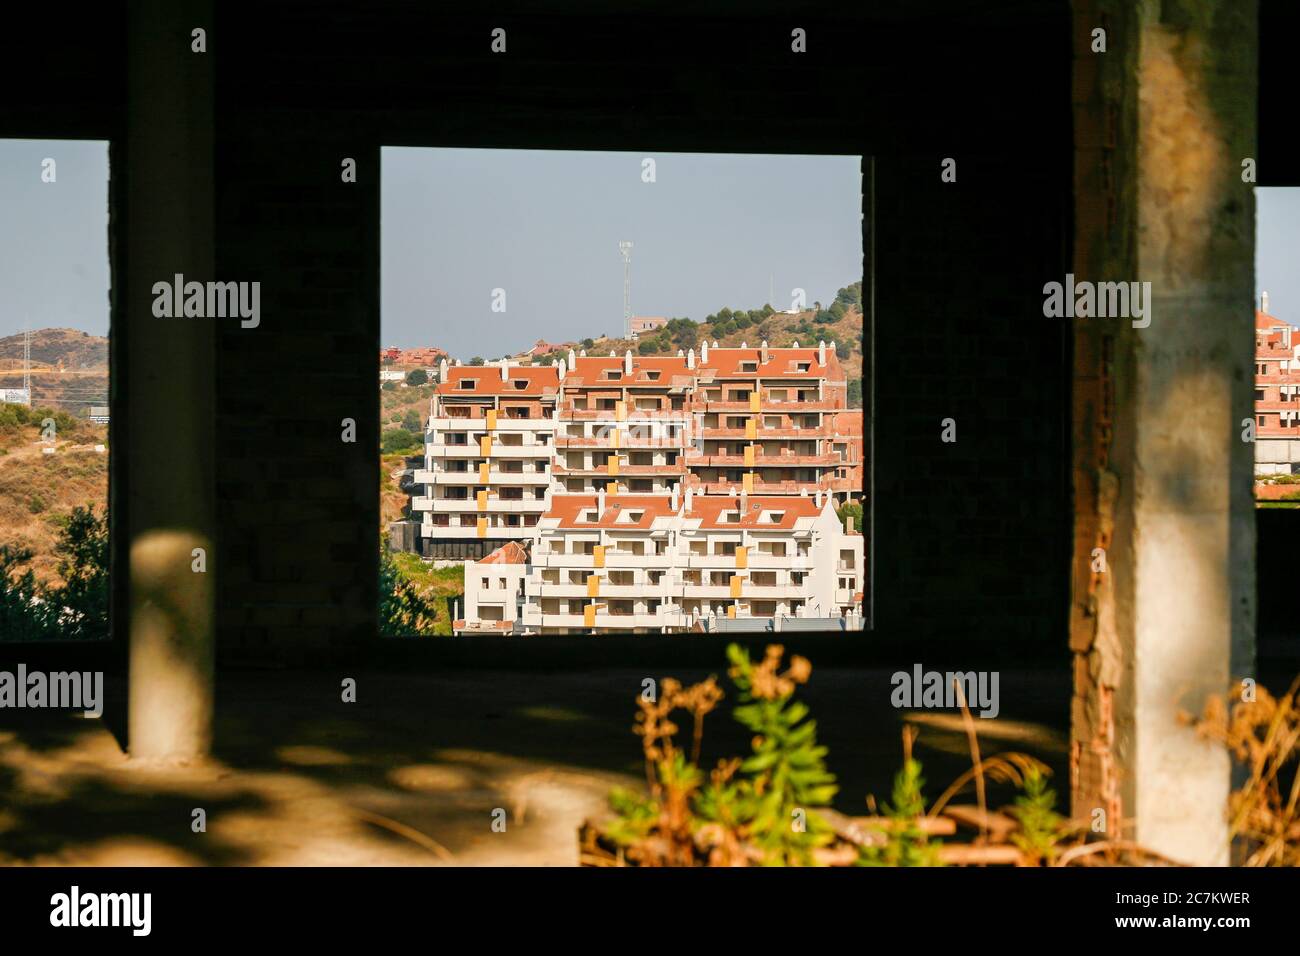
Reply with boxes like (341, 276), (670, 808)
(687, 339), (855, 500)
(554, 351), (694, 496)
(491, 486), (863, 634)
(412, 361), (560, 559)
(1254, 294), (1300, 476)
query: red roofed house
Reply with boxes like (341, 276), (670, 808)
(629, 316), (668, 338)
(687, 339), (855, 500)
(455, 540), (530, 633)
(1254, 293), (1300, 476)
(412, 362), (561, 558)
(511, 484), (863, 633)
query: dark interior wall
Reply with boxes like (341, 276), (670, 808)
(1, 1), (1078, 666)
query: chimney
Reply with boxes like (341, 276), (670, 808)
(624, 350), (633, 375)
(609, 349), (616, 357)
(580, 348), (587, 357)
(760, 340), (769, 364)
(684, 485), (693, 512)
(439, 358), (448, 381)
(740, 341), (747, 349)
(818, 341), (827, 366)
(676, 348), (684, 357)
(815, 489), (823, 508)
(557, 358), (567, 380)
(740, 486), (747, 513)
(701, 340), (709, 363)
(792, 340), (800, 348)
(671, 483), (680, 511)
(500, 363), (509, 382)
(712, 339), (719, 349)
(597, 486), (606, 515)
(687, 347), (696, 370)
(1262, 290), (1270, 314)
(568, 348), (576, 368)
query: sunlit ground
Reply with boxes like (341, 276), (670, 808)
(0, 668), (1068, 866)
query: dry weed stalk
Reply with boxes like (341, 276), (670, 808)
(1184, 676), (1300, 867)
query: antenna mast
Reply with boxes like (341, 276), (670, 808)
(22, 321), (32, 406)
(619, 241), (633, 338)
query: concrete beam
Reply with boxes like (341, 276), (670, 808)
(124, 0), (216, 761)
(1069, 0), (1257, 865)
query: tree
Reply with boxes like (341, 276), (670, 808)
(382, 427), (420, 454)
(378, 540), (439, 637)
(836, 500), (864, 531)
(401, 408), (421, 433)
(847, 378), (863, 407)
(581, 338), (595, 350)
(405, 368), (428, 386)
(468, 356), (485, 367)
(733, 311), (751, 330)
(0, 505), (109, 642)
(638, 338), (658, 355)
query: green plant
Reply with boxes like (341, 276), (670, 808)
(1008, 766), (1065, 865)
(858, 734), (944, 867)
(377, 538), (439, 636)
(602, 644), (837, 866)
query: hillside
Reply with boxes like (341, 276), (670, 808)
(0, 327), (108, 371)
(515, 284), (866, 406)
(0, 412), (108, 586)
(0, 327), (109, 413)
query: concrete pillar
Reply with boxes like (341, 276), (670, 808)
(1069, 0), (1256, 864)
(125, 0), (216, 762)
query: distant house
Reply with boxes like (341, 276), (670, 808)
(86, 405), (110, 424)
(524, 338), (576, 359)
(629, 316), (668, 338)
(394, 347), (448, 367)
(0, 388), (31, 405)
(379, 369), (406, 383)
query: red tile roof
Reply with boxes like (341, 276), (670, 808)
(545, 494), (676, 529)
(685, 495), (822, 530)
(565, 356), (692, 388)
(479, 541), (529, 565)
(435, 365), (560, 397)
(699, 346), (844, 379)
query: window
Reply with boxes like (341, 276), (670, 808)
(1, 139), (113, 643)
(460, 379), (476, 389)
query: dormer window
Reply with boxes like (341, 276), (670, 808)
(764, 511), (785, 524)
(581, 509), (599, 522)
(511, 379), (528, 390)
(740, 361), (758, 373)
(796, 362), (811, 372)
(459, 379), (476, 389)
(644, 371), (661, 381)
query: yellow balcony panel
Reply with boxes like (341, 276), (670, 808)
(584, 604), (596, 628)
(745, 419), (757, 440)
(736, 547), (748, 570)
(611, 429), (620, 449)
(476, 517), (488, 538)
(607, 457), (620, 476)
(477, 490), (488, 511)
(616, 401), (627, 422)
(730, 575), (743, 598)
(587, 575), (600, 597)
(607, 481), (619, 497)
(743, 445), (755, 468)
(742, 472), (754, 494)
(593, 545), (606, 569)
(749, 393), (761, 412)
(480, 435), (493, 456)
(727, 604), (737, 619)
(479, 462), (490, 483)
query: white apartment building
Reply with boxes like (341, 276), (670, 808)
(458, 486), (863, 634)
(411, 361), (560, 559)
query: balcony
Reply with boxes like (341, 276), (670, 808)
(427, 416), (554, 431)
(427, 498), (547, 514)
(414, 468), (550, 485)
(520, 610), (685, 630)
(419, 523), (535, 539)
(697, 399), (841, 413)
(555, 435), (687, 449)
(685, 452), (839, 468)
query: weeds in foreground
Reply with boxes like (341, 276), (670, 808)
(1185, 677), (1300, 867)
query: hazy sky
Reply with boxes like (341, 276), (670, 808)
(5, 138), (1294, 347)
(0, 139), (110, 339)
(1257, 188), (1300, 325)
(381, 148), (864, 358)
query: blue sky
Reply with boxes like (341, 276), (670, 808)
(1256, 187), (1300, 324)
(4, 138), (1295, 345)
(0, 139), (110, 339)
(381, 148), (864, 359)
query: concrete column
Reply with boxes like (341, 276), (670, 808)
(125, 0), (216, 761)
(1069, 0), (1256, 864)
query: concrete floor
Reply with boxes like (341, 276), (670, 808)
(0, 667), (1069, 866)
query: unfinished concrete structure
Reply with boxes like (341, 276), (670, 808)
(1, 0), (1290, 868)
